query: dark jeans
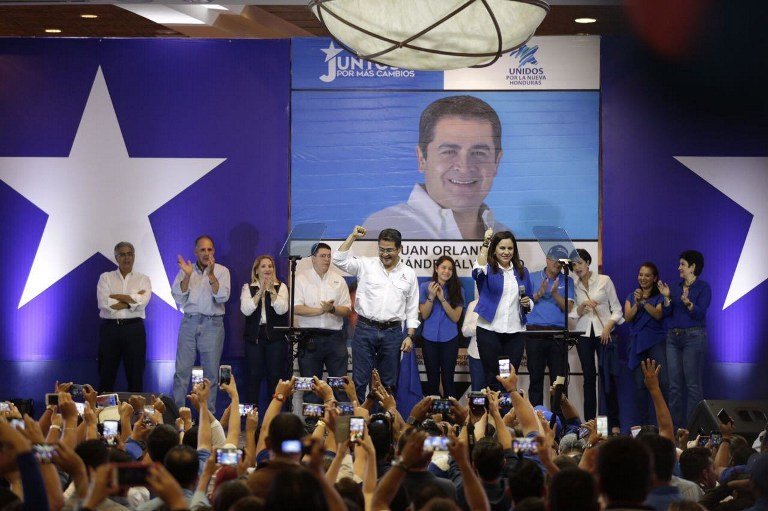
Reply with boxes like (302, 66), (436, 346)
(576, 332), (620, 430)
(98, 319), (146, 392)
(633, 341), (669, 426)
(245, 326), (288, 405)
(476, 327), (526, 391)
(352, 322), (402, 402)
(526, 332), (566, 407)
(421, 336), (459, 398)
(666, 327), (707, 428)
(298, 329), (349, 404)
(468, 356), (485, 392)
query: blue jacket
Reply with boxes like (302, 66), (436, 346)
(473, 264), (532, 326)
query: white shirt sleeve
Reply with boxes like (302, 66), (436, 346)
(332, 249), (361, 276)
(461, 301), (478, 338)
(240, 283), (258, 316)
(336, 277), (352, 308)
(128, 274), (152, 312)
(271, 283), (289, 315)
(96, 273), (117, 317)
(405, 273), (420, 330)
(605, 276), (624, 325)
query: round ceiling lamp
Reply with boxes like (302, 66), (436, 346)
(309, 0), (550, 71)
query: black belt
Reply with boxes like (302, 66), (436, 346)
(527, 325), (562, 331)
(103, 318), (143, 326)
(357, 315), (401, 330)
(670, 326), (704, 335)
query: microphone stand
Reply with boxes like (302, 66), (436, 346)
(549, 259), (580, 428)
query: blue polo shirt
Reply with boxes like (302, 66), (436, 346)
(419, 280), (462, 342)
(526, 269), (574, 327)
(663, 279), (711, 329)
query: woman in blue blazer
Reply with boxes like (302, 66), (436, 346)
(473, 229), (533, 390)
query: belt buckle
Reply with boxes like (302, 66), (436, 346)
(116, 319), (124, 325)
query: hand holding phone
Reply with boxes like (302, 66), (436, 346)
(191, 367), (204, 386)
(424, 436), (449, 452)
(349, 416), (365, 443)
(430, 399), (451, 414)
(327, 376), (345, 389)
(113, 462), (148, 487)
(498, 357), (511, 378)
(216, 447), (242, 466)
(596, 416), (608, 437)
(294, 377), (314, 391)
(219, 365), (232, 386)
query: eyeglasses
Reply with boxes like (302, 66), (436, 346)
(116, 252), (134, 258)
(378, 247), (398, 254)
(313, 253), (332, 259)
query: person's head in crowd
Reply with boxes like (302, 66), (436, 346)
(680, 447), (718, 489)
(431, 255), (463, 308)
(638, 434), (676, 484)
(181, 425), (198, 449)
(377, 228), (402, 270)
(310, 242), (333, 276)
(597, 437), (652, 505)
(549, 467), (599, 511)
(147, 423), (180, 463)
(507, 458), (545, 504)
(472, 437), (505, 482)
(731, 445), (756, 467)
(413, 483), (454, 511)
(335, 477), (364, 511)
(558, 433), (586, 459)
(213, 464), (239, 495)
(488, 230), (524, 275)
(75, 439), (109, 474)
(749, 453), (768, 498)
(571, 248), (592, 281)
(369, 412), (395, 463)
(194, 235), (216, 269)
(264, 465), (328, 511)
(251, 254), (280, 285)
(637, 262), (661, 298)
(679, 250), (704, 279)
(418, 497), (459, 511)
(553, 453), (580, 470)
(164, 445), (199, 490)
(113, 241), (136, 277)
(266, 412), (305, 460)
(107, 447), (132, 463)
(669, 501), (707, 511)
(514, 496), (546, 511)
(417, 95), (502, 214)
(231, 496), (265, 511)
(213, 480), (252, 511)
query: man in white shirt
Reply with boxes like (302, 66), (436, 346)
(363, 95), (509, 240)
(171, 235), (231, 410)
(294, 242), (351, 403)
(332, 226), (419, 401)
(97, 241), (152, 392)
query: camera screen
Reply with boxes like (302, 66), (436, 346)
(239, 403), (255, 416)
(513, 438), (538, 455)
(33, 444), (56, 463)
(498, 359), (511, 377)
(191, 368), (204, 385)
(350, 418), (364, 442)
(281, 440), (302, 454)
(219, 366), (231, 384)
(117, 465), (148, 486)
(295, 378), (314, 391)
(424, 436), (449, 452)
(103, 421), (118, 438)
(430, 399), (451, 414)
(216, 449), (241, 465)
(303, 403), (325, 418)
(327, 377), (345, 388)
(337, 402), (354, 416)
(471, 396), (486, 406)
(97, 394), (118, 408)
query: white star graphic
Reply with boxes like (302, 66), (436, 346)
(322, 41), (343, 62)
(675, 156), (768, 309)
(0, 67), (226, 309)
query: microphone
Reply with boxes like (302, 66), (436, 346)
(519, 285), (531, 313)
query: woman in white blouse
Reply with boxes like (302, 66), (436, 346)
(240, 255), (289, 405)
(571, 248), (623, 433)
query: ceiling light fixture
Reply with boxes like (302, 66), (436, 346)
(44, 29), (62, 33)
(574, 17), (597, 24)
(80, 14), (99, 19)
(309, 0), (550, 71)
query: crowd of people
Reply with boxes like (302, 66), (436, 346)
(1, 357), (766, 511)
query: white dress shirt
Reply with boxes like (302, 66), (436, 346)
(293, 268), (351, 330)
(461, 300), (480, 359)
(474, 263), (527, 334)
(363, 184), (509, 240)
(171, 264), (231, 316)
(572, 272), (624, 337)
(239, 281), (289, 324)
(97, 270), (151, 319)
(332, 249), (419, 329)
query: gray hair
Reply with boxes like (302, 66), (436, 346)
(114, 241), (135, 257)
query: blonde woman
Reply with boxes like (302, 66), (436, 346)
(240, 255), (289, 404)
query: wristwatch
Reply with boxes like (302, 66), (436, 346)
(392, 457), (412, 472)
(272, 393), (285, 402)
(406, 416), (419, 426)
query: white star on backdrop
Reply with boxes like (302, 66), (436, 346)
(0, 67), (226, 309)
(675, 156), (768, 309)
(322, 41), (343, 62)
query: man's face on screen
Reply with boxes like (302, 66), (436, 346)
(418, 116), (501, 211)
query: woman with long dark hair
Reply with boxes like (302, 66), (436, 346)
(572, 248), (622, 432)
(418, 255), (464, 398)
(659, 250), (711, 428)
(473, 229), (533, 389)
(240, 254), (289, 405)
(624, 261), (668, 425)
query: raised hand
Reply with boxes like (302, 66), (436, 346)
(350, 225), (367, 239)
(427, 281), (440, 300)
(177, 255), (194, 276)
(641, 358), (661, 391)
(483, 228), (493, 244)
(207, 255), (216, 275)
(496, 365), (519, 392)
(657, 281), (670, 298)
(633, 289), (643, 304)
